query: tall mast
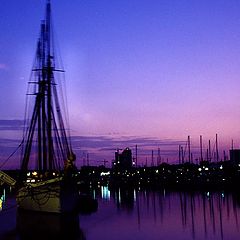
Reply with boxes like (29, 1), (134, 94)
(46, 0), (53, 170)
(38, 23), (45, 171)
(135, 145), (138, 167)
(216, 134), (219, 162)
(200, 135), (203, 162)
(208, 140), (211, 162)
(188, 136), (191, 163)
(181, 146), (184, 164)
(158, 147), (161, 165)
(21, 0), (75, 174)
(151, 150), (154, 167)
(179, 145), (181, 164)
(41, 20), (47, 171)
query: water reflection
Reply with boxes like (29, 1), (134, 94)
(1, 186), (240, 240)
(99, 186), (240, 240)
(113, 187), (135, 211)
(0, 188), (6, 211)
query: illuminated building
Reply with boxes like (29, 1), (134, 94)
(113, 147), (133, 170)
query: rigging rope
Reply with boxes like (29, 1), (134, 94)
(0, 139), (24, 170)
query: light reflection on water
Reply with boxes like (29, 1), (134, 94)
(0, 188), (6, 211)
(1, 186), (240, 240)
(81, 186), (240, 240)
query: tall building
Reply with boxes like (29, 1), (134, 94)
(113, 147), (132, 170)
(230, 149), (240, 164)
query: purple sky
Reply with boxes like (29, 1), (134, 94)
(1, 0), (240, 167)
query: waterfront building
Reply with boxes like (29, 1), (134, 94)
(229, 149), (240, 164)
(113, 148), (133, 170)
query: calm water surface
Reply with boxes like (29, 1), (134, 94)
(0, 186), (240, 240)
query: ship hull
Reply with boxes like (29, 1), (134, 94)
(16, 177), (79, 214)
(16, 208), (82, 239)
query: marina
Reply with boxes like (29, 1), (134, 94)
(1, 0), (240, 239)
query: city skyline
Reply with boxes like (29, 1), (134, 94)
(1, 0), (240, 167)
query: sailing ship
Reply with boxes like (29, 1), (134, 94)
(1, 0), (79, 214)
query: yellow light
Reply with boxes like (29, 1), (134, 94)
(32, 171), (37, 176)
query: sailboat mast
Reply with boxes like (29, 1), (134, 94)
(46, 1), (53, 170)
(216, 134), (219, 163)
(21, 0), (76, 174)
(188, 136), (191, 163)
(208, 140), (211, 162)
(38, 25), (44, 171)
(200, 135), (203, 162)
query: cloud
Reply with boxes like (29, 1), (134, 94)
(0, 119), (24, 131)
(71, 135), (186, 166)
(71, 135), (185, 150)
(70, 135), (230, 165)
(0, 138), (21, 148)
(0, 132), (230, 169)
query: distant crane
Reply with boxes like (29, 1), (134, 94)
(97, 159), (108, 167)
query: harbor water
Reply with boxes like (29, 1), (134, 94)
(0, 186), (240, 240)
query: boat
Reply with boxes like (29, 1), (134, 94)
(1, 0), (79, 214)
